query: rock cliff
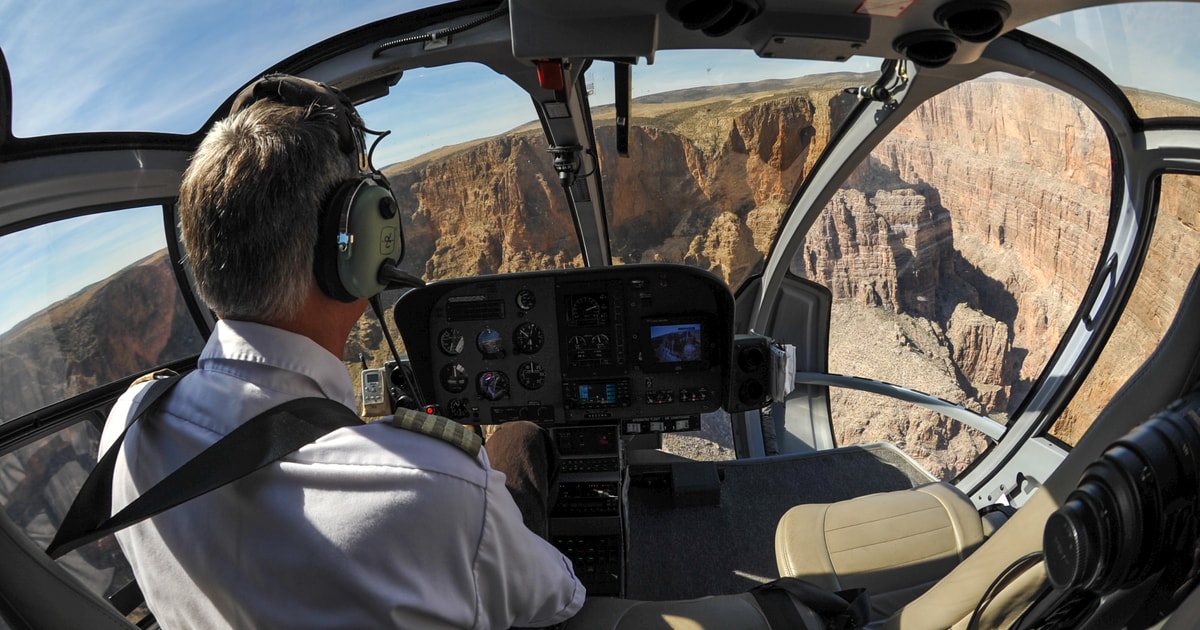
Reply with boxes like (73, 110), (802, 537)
(4, 75), (1192, 482)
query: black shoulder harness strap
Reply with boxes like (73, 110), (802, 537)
(46, 371), (363, 559)
(749, 577), (871, 629)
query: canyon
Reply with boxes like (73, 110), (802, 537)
(3, 74), (1195, 480)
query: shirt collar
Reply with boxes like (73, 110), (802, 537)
(199, 319), (357, 408)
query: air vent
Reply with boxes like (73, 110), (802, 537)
(935, 0), (1011, 43)
(893, 30), (960, 69)
(665, 0), (763, 37)
(446, 299), (505, 321)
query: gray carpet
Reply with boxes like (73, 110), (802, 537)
(623, 443), (934, 600)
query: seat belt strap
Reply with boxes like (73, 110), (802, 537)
(749, 577), (870, 629)
(47, 373), (362, 559)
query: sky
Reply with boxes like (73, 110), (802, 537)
(0, 208), (166, 333)
(0, 1), (1198, 334)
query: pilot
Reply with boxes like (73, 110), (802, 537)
(98, 75), (584, 629)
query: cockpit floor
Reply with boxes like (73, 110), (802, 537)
(624, 443), (934, 600)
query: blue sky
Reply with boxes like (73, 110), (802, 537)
(0, 1), (1198, 335)
(0, 208), (166, 333)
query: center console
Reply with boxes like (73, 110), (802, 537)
(392, 263), (734, 596)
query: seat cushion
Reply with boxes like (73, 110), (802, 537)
(774, 482), (986, 620)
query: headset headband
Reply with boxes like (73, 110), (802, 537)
(230, 73), (365, 156)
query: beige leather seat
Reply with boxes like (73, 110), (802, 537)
(774, 482), (994, 620)
(878, 489), (1054, 629)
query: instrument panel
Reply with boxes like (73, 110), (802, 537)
(392, 264), (734, 426)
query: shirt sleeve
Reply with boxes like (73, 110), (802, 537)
(474, 466), (586, 628)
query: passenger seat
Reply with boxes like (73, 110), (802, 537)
(773, 481), (1001, 621)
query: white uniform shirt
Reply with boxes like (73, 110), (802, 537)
(100, 320), (584, 629)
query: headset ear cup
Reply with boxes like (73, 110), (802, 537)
(314, 177), (404, 302)
(313, 180), (361, 303)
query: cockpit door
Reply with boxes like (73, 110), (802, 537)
(732, 272), (835, 455)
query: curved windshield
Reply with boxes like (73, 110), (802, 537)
(797, 74), (1111, 478)
(591, 50), (884, 292)
(1023, 2), (1200, 119)
(360, 62), (585, 282)
(0, 207), (205, 424)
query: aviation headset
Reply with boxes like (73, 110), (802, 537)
(229, 73), (404, 302)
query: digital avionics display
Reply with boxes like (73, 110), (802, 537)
(642, 317), (711, 373)
(574, 382), (620, 406)
(649, 322), (703, 363)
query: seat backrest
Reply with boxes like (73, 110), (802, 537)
(0, 511), (137, 630)
(880, 263), (1200, 629)
(775, 481), (989, 620)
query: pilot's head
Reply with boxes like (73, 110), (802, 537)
(178, 77), (360, 323)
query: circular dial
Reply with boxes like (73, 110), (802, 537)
(515, 289), (536, 311)
(438, 328), (465, 356)
(446, 398), (471, 420)
(476, 327), (504, 358)
(513, 322), (545, 354)
(476, 370), (510, 401)
(568, 295), (604, 325)
(517, 361), (546, 390)
(440, 363), (469, 393)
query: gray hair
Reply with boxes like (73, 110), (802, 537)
(179, 100), (357, 321)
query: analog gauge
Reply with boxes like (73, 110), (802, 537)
(438, 328), (465, 356)
(446, 398), (471, 420)
(515, 289), (536, 311)
(477, 370), (510, 401)
(568, 294), (607, 326)
(517, 361), (546, 390)
(476, 327), (504, 358)
(513, 322), (545, 354)
(440, 363), (469, 393)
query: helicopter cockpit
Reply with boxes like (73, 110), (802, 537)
(3, 0), (1200, 628)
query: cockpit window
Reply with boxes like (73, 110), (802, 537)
(347, 62), (587, 382)
(0, 418), (135, 602)
(1023, 2), (1200, 119)
(593, 50), (884, 292)
(797, 74), (1112, 478)
(1050, 174), (1200, 444)
(0, 207), (204, 425)
(361, 62), (584, 281)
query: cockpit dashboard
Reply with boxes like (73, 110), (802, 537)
(390, 264), (740, 595)
(392, 263), (736, 431)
